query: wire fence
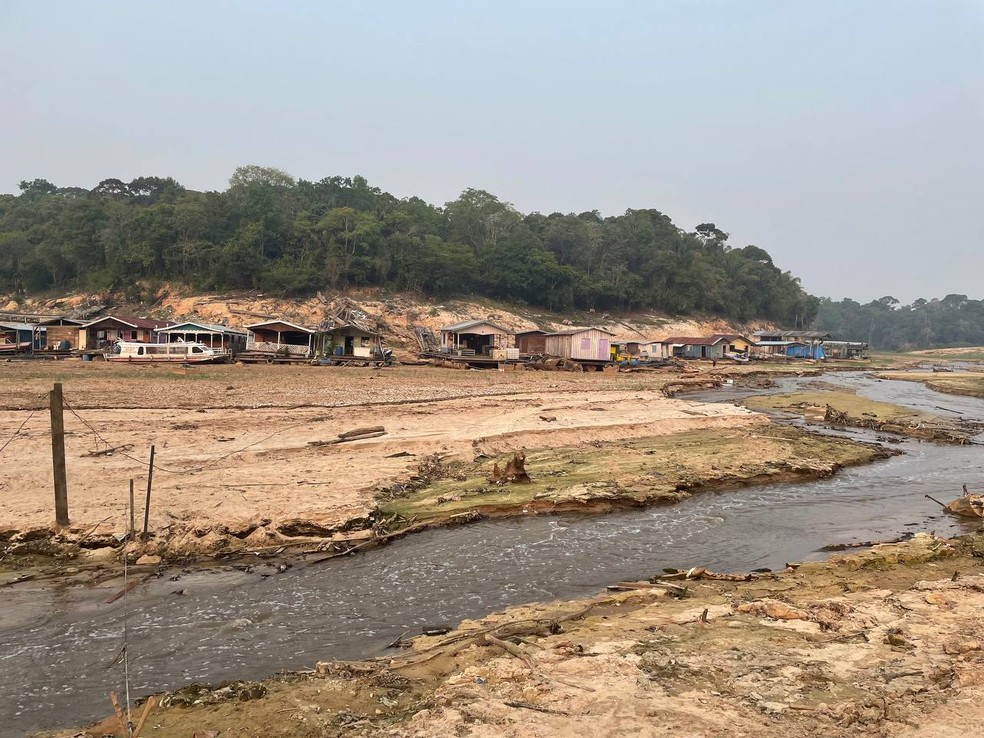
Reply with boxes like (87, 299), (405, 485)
(60, 392), (311, 474)
(0, 392), (48, 457)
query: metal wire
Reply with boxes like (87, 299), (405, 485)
(61, 393), (310, 473)
(0, 393), (47, 457)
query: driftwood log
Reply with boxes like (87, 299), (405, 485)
(309, 426), (387, 447)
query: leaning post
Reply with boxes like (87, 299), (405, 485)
(50, 382), (69, 526)
(142, 445), (155, 538)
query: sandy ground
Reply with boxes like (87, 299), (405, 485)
(0, 363), (762, 547)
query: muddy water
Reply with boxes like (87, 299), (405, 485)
(3, 373), (983, 736)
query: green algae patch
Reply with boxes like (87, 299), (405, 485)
(378, 426), (893, 524)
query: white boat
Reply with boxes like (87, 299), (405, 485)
(107, 340), (230, 364)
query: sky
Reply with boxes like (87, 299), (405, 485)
(1, 0), (982, 303)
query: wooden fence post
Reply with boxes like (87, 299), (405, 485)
(129, 479), (135, 538)
(50, 382), (69, 526)
(142, 446), (155, 538)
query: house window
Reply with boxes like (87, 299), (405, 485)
(131, 331), (138, 340)
(580, 337), (590, 350)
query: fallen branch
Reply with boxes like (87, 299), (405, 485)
(309, 430), (388, 447)
(485, 633), (535, 668)
(504, 700), (571, 716)
(82, 444), (134, 457)
(338, 426), (385, 439)
(607, 581), (688, 596)
(819, 532), (914, 552)
(106, 576), (148, 604)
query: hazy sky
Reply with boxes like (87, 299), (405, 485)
(2, 1), (982, 303)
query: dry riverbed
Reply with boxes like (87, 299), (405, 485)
(0, 361), (891, 577)
(48, 532), (984, 738)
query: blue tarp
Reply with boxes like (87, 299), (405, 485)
(786, 344), (825, 359)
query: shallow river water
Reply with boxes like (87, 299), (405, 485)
(2, 372), (983, 735)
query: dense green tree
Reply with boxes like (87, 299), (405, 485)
(0, 169), (823, 328)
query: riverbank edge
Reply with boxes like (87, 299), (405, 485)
(45, 531), (984, 738)
(872, 371), (984, 400)
(0, 423), (897, 589)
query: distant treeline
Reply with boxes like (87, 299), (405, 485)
(817, 295), (984, 352)
(0, 166), (816, 324)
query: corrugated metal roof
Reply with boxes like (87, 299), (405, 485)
(544, 327), (616, 337)
(754, 341), (805, 347)
(159, 321), (248, 335)
(244, 320), (317, 333)
(752, 329), (831, 339)
(658, 334), (744, 346)
(37, 317), (86, 326)
(0, 322), (42, 331)
(81, 314), (163, 330)
(440, 319), (512, 334)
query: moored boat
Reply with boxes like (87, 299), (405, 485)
(0, 341), (31, 354)
(107, 340), (230, 364)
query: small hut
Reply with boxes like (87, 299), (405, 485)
(244, 320), (323, 358)
(78, 315), (164, 350)
(157, 321), (248, 353)
(514, 329), (548, 355)
(0, 322), (45, 352)
(37, 317), (85, 350)
(657, 334), (754, 360)
(439, 320), (512, 357)
(544, 327), (614, 364)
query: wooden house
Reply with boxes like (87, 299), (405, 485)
(544, 327), (614, 364)
(439, 319), (512, 357)
(750, 340), (806, 357)
(822, 341), (868, 359)
(325, 323), (383, 359)
(611, 332), (660, 361)
(514, 330), (548, 355)
(0, 321), (45, 352)
(752, 329), (832, 343)
(752, 330), (830, 360)
(78, 315), (163, 350)
(38, 317), (85, 350)
(157, 321), (248, 353)
(657, 334), (754, 360)
(244, 320), (324, 358)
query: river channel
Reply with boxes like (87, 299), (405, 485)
(2, 372), (983, 735)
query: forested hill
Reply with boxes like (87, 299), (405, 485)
(816, 295), (984, 352)
(0, 166), (816, 323)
